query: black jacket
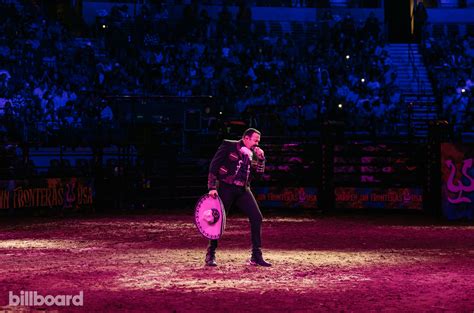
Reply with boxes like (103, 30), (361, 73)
(208, 139), (265, 190)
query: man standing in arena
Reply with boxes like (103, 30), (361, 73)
(205, 128), (271, 267)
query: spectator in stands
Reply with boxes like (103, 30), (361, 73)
(413, 0), (428, 43)
(363, 12), (380, 39)
(100, 100), (114, 123)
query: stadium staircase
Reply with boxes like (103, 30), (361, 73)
(387, 43), (437, 137)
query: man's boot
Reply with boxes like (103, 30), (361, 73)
(249, 249), (271, 267)
(205, 247), (217, 266)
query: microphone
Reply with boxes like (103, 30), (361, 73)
(252, 146), (265, 160)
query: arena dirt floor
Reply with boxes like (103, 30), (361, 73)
(0, 211), (473, 312)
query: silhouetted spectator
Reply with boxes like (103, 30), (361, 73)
(413, 0), (428, 43)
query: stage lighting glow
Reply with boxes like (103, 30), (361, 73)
(114, 249), (433, 292)
(0, 239), (79, 249)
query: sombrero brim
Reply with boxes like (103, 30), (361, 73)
(194, 193), (226, 240)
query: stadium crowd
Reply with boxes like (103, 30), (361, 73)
(1, 1), (473, 142)
(0, 1), (402, 139)
(422, 26), (474, 133)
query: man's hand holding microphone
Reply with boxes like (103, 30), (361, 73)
(253, 146), (265, 160)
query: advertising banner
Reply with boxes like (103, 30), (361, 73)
(254, 187), (317, 209)
(0, 178), (94, 210)
(441, 143), (474, 220)
(335, 187), (423, 209)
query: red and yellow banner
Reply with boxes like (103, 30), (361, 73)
(0, 178), (93, 210)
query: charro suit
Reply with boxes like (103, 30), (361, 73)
(207, 139), (266, 252)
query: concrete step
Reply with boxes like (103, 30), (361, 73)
(411, 112), (437, 117)
(411, 114), (438, 120)
(397, 73), (429, 76)
(388, 53), (423, 57)
(397, 76), (430, 79)
(395, 64), (428, 68)
(411, 107), (437, 112)
(397, 83), (432, 87)
(398, 83), (432, 87)
(401, 88), (433, 92)
(395, 63), (428, 67)
(397, 80), (430, 84)
(397, 73), (430, 76)
(388, 43), (433, 96)
(397, 82), (431, 86)
(394, 63), (427, 67)
(405, 99), (436, 103)
(396, 71), (429, 75)
(398, 84), (432, 88)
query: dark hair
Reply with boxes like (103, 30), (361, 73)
(242, 128), (261, 139)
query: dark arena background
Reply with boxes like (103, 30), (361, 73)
(1, 0), (474, 312)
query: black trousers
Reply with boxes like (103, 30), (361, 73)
(208, 182), (263, 252)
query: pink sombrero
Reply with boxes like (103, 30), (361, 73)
(194, 194), (226, 240)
